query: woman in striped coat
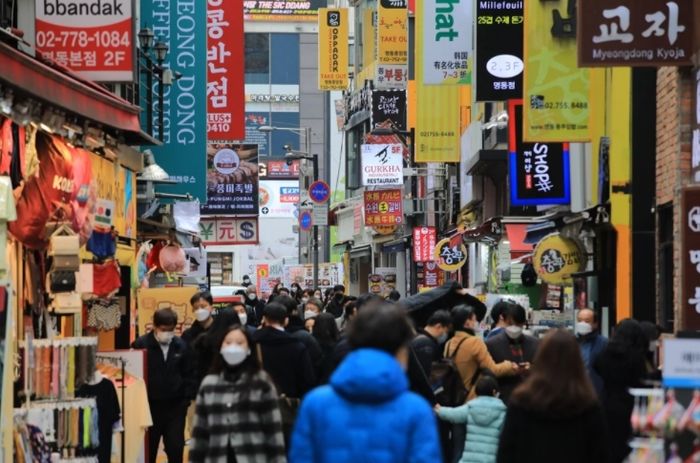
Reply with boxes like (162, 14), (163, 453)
(190, 325), (287, 463)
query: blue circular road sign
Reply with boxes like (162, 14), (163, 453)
(299, 210), (313, 231)
(309, 180), (331, 204)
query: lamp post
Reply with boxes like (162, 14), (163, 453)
(138, 27), (169, 142)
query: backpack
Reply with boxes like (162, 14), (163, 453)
(429, 337), (471, 406)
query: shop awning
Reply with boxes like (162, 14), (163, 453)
(0, 41), (153, 145)
(505, 224), (533, 258)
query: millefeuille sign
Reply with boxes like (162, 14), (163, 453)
(35, 0), (134, 81)
(578, 0), (693, 66)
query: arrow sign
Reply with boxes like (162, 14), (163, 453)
(300, 199), (313, 208)
(299, 210), (313, 231)
(309, 180), (331, 204)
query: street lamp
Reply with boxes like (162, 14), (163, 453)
(138, 27), (155, 50)
(137, 27), (169, 141)
(258, 125), (311, 156)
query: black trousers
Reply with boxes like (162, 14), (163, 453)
(148, 399), (187, 463)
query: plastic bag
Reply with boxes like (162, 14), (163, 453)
(173, 200), (200, 234)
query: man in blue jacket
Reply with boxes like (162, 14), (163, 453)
(576, 308), (607, 397)
(290, 301), (441, 463)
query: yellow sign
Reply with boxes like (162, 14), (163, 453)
(434, 238), (467, 272)
(377, 0), (407, 65)
(90, 153), (136, 239)
(373, 224), (398, 235)
(414, 0), (461, 162)
(136, 287), (199, 336)
(318, 8), (349, 90)
(533, 234), (585, 284)
(523, 0), (590, 142)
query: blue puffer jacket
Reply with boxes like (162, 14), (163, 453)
(437, 396), (506, 463)
(290, 348), (441, 463)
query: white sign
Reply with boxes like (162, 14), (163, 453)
(200, 218), (259, 244)
(663, 338), (700, 388)
(376, 64), (408, 89)
(422, 0), (473, 85)
(259, 180), (299, 218)
(361, 144), (404, 186)
(313, 203), (329, 226)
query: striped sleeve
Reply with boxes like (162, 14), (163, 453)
(189, 387), (211, 463)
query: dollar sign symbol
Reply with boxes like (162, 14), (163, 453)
(240, 221), (255, 240)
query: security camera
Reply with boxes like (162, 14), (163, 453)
(283, 144), (292, 152)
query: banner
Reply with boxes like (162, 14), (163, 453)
(207, 0), (245, 140)
(318, 8), (349, 90)
(259, 180), (300, 218)
(524, 0), (590, 142)
(199, 217), (259, 244)
(35, 0), (133, 81)
(141, 0), (207, 200)
(361, 144), (404, 186)
(413, 226), (437, 262)
(509, 100), (570, 206)
(364, 189), (403, 226)
(201, 143), (259, 215)
(137, 287), (199, 336)
(245, 0), (323, 22)
(377, 0), (408, 65)
(371, 90), (407, 131)
(421, 0), (472, 85)
(475, 1), (523, 101)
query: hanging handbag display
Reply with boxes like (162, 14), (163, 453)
(49, 270), (76, 293)
(51, 292), (83, 314)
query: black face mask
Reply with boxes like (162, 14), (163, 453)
(334, 293), (344, 301)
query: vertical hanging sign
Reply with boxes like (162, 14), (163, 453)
(318, 8), (349, 90)
(422, 0), (473, 85)
(207, 0), (245, 141)
(376, 0), (408, 89)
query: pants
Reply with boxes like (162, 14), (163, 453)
(148, 399), (187, 463)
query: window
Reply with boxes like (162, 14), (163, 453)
(270, 34), (300, 85)
(245, 33), (270, 84)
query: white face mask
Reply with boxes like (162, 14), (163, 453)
(304, 310), (318, 321)
(575, 321), (593, 336)
(155, 331), (174, 345)
(238, 313), (248, 326)
(248, 293), (257, 300)
(220, 345), (250, 366)
(505, 325), (523, 340)
(302, 297), (309, 304)
(649, 340), (658, 352)
(194, 308), (211, 322)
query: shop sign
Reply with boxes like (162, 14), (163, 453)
(415, 83), (460, 162)
(413, 226), (437, 262)
(259, 158), (300, 179)
(693, 70), (700, 182)
(361, 144), (404, 187)
(578, 0), (693, 67)
(207, 0), (245, 141)
(371, 90), (407, 131)
(259, 180), (299, 218)
(247, 94), (301, 103)
(318, 8), (349, 90)
(201, 144), (259, 215)
(199, 217), (259, 245)
(662, 339), (700, 388)
(141, 0), (207, 200)
(533, 234), (585, 284)
(35, 0), (134, 82)
(434, 238), (467, 271)
(420, 0), (472, 85)
(369, 267), (398, 296)
(256, 263), (271, 297)
(137, 287), (199, 335)
(524, 0), (590, 142)
(373, 224), (398, 235)
(420, 261), (444, 289)
(364, 189), (403, 226)
(475, 0), (523, 101)
(344, 81), (372, 126)
(681, 186), (700, 330)
(508, 100), (571, 206)
(377, 0), (408, 65)
(376, 64), (409, 90)
(244, 0), (323, 22)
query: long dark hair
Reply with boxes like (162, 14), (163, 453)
(511, 329), (597, 417)
(194, 308), (241, 358)
(313, 313), (340, 347)
(210, 325), (261, 376)
(609, 319), (648, 355)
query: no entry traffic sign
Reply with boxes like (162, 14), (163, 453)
(309, 180), (331, 204)
(299, 210), (313, 231)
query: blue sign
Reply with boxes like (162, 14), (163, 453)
(299, 210), (313, 231)
(141, 0), (207, 201)
(309, 181), (331, 204)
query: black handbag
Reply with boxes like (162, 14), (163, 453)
(49, 270), (76, 293)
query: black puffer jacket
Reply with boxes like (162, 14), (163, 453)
(132, 332), (196, 401)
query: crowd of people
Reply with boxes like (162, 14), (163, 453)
(132, 282), (662, 463)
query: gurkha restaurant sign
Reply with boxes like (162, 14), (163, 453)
(578, 0), (693, 67)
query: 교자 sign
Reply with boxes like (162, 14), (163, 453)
(364, 189), (403, 226)
(434, 238), (467, 271)
(533, 234), (585, 284)
(361, 144), (404, 187)
(681, 186), (700, 330)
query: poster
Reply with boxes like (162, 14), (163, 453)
(364, 189), (403, 226)
(377, 0), (408, 65)
(421, 0), (472, 85)
(201, 143), (259, 215)
(369, 267), (398, 296)
(413, 226), (437, 262)
(371, 90), (407, 131)
(361, 144), (404, 186)
(259, 180), (300, 218)
(524, 0), (590, 142)
(318, 8), (349, 90)
(136, 287), (199, 336)
(284, 263), (344, 289)
(90, 153), (136, 238)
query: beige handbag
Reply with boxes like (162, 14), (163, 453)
(49, 224), (79, 256)
(51, 292), (83, 314)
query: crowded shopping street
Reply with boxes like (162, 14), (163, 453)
(1, 0), (700, 462)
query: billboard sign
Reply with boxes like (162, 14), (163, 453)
(201, 143), (259, 215)
(361, 144), (404, 187)
(421, 0), (472, 85)
(259, 180), (299, 218)
(364, 189), (403, 226)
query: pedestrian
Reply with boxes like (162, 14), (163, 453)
(435, 374), (506, 463)
(594, 319), (648, 463)
(191, 308), (242, 388)
(412, 309), (452, 377)
(181, 291), (215, 347)
(276, 295), (323, 372)
(312, 312), (341, 383)
(338, 300), (357, 333)
(304, 297), (323, 320)
(575, 308), (607, 397)
(290, 302), (442, 463)
(497, 329), (610, 463)
(299, 289), (313, 309)
(244, 285), (265, 326)
(241, 274), (252, 287)
(486, 304), (539, 404)
(190, 325), (287, 463)
(640, 321), (662, 381)
(324, 284), (346, 318)
(485, 301), (509, 340)
(386, 289), (401, 302)
(132, 308), (195, 463)
(231, 301), (257, 337)
(313, 288), (324, 302)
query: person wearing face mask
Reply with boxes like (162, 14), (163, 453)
(190, 326), (286, 463)
(486, 304), (539, 405)
(575, 308), (607, 397)
(412, 310), (452, 382)
(231, 301), (257, 337)
(290, 302), (441, 463)
(132, 308), (195, 463)
(245, 286), (265, 326)
(182, 291), (216, 347)
(241, 274), (252, 288)
(324, 284), (346, 318)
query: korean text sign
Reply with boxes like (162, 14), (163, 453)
(578, 0), (693, 67)
(475, 0), (523, 101)
(207, 0), (245, 140)
(421, 0), (472, 85)
(662, 339), (700, 388)
(245, 0), (322, 21)
(681, 186), (700, 330)
(361, 144), (404, 187)
(377, 0), (408, 65)
(141, 0), (207, 200)
(524, 0), (590, 142)
(413, 226), (437, 262)
(318, 8), (349, 90)
(35, 0), (133, 81)
(508, 101), (570, 206)
(201, 143), (259, 215)
(364, 189), (403, 226)
(371, 90), (407, 131)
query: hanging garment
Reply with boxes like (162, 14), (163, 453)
(86, 230), (116, 260)
(87, 299), (121, 331)
(92, 261), (121, 297)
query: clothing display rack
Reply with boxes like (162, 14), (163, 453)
(94, 355), (126, 463)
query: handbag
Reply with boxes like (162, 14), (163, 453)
(51, 292), (82, 314)
(49, 233), (79, 256)
(49, 270), (76, 293)
(51, 254), (79, 271)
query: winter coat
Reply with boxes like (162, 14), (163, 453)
(411, 332), (441, 377)
(132, 332), (196, 401)
(437, 396), (506, 463)
(190, 370), (286, 463)
(486, 332), (539, 404)
(289, 348), (441, 463)
(578, 333), (607, 397)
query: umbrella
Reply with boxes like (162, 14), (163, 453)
(400, 281), (487, 327)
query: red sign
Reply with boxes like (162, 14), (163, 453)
(413, 226), (436, 262)
(260, 159), (300, 179)
(422, 261), (444, 289)
(35, 0), (133, 81)
(353, 203), (363, 234)
(364, 189), (403, 226)
(207, 0), (245, 140)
